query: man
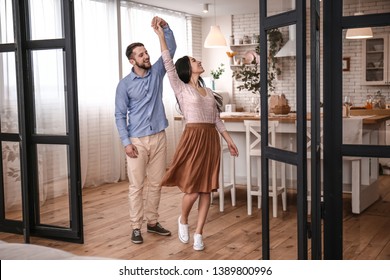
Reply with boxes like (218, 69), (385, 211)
(115, 16), (176, 244)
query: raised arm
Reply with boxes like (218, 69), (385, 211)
(153, 18), (168, 52)
(153, 20), (185, 98)
(151, 16), (176, 57)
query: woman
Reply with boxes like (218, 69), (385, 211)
(153, 20), (239, 251)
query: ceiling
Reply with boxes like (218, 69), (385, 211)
(130, 0), (260, 17)
(131, 1), (360, 18)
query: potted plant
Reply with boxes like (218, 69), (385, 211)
(210, 63), (225, 90)
(267, 28), (283, 86)
(232, 63), (260, 95)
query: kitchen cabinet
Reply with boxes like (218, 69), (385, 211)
(362, 34), (390, 85)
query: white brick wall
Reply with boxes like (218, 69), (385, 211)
(231, 13), (260, 111)
(232, 13), (259, 40)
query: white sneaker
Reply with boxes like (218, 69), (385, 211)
(178, 216), (189, 244)
(193, 233), (204, 251)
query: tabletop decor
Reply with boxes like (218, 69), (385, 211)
(210, 63), (225, 90)
(226, 51), (237, 65)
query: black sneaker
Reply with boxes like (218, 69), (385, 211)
(131, 229), (143, 244)
(147, 222), (171, 236)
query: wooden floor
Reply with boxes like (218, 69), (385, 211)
(1, 176), (390, 260)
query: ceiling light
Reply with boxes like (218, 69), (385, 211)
(346, 27), (373, 39)
(204, 0), (227, 48)
(345, 3), (373, 39)
(203, 3), (209, 13)
(346, 14), (373, 39)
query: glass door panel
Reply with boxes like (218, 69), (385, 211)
(32, 50), (67, 135)
(342, 22), (390, 252)
(342, 155), (384, 256)
(267, 0), (296, 17)
(268, 160), (297, 259)
(37, 144), (70, 228)
(1, 52), (19, 133)
(0, 0), (15, 44)
(268, 25), (297, 152)
(343, 0), (390, 16)
(2, 141), (22, 221)
(28, 0), (64, 40)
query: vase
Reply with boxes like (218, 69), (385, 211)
(211, 80), (216, 91)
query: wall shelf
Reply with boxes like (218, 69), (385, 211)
(230, 64), (257, 68)
(230, 43), (259, 48)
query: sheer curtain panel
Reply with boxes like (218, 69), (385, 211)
(74, 0), (125, 187)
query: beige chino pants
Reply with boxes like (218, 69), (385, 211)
(126, 130), (167, 230)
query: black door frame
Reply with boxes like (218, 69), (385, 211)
(309, 0), (322, 260)
(260, 0), (310, 259)
(260, 0), (390, 260)
(0, 0), (83, 243)
(323, 0), (390, 259)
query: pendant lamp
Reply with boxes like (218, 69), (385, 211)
(345, 3), (373, 40)
(204, 0), (226, 48)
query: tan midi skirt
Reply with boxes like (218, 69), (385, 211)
(161, 123), (220, 193)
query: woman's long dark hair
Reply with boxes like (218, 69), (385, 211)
(175, 56), (223, 113)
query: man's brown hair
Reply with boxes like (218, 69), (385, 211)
(126, 42), (144, 60)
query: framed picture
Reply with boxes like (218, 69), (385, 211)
(343, 57), (350, 71)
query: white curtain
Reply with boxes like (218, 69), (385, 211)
(74, 0), (125, 187)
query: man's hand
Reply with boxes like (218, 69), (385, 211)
(125, 144), (138, 158)
(151, 16), (168, 29)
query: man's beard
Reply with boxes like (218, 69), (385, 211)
(136, 60), (151, 70)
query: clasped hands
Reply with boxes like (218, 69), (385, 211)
(151, 16), (167, 30)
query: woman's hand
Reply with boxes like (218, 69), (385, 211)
(228, 142), (239, 157)
(220, 131), (239, 157)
